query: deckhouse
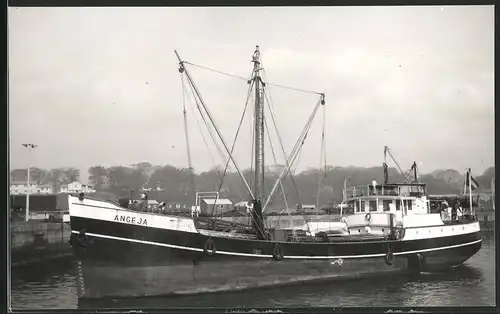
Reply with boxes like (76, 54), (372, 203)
(341, 182), (440, 236)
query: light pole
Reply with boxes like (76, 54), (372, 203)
(22, 143), (37, 222)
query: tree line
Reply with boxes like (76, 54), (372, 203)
(10, 163), (495, 209)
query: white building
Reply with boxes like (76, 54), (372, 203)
(200, 198), (233, 214)
(10, 181), (53, 195)
(300, 204), (316, 211)
(37, 184), (54, 194)
(59, 181), (96, 194)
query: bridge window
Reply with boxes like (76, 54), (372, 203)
(383, 200), (392, 212)
(396, 200), (401, 211)
(369, 200), (377, 212)
(403, 200), (412, 212)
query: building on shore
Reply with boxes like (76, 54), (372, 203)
(10, 181), (53, 195)
(10, 180), (95, 195)
(59, 181), (96, 194)
(10, 194), (69, 221)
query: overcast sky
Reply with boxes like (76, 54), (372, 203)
(8, 6), (494, 182)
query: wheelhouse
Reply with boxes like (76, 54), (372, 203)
(340, 182), (437, 236)
(342, 183), (430, 216)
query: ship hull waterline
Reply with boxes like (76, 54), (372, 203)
(70, 216), (482, 300)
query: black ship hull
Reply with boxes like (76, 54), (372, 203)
(70, 212), (482, 299)
(74, 241), (409, 299)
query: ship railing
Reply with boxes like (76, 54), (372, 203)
(343, 184), (424, 200)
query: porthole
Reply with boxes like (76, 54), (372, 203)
(441, 229), (443, 232)
(382, 228), (385, 232)
(416, 231), (419, 234)
(452, 228), (454, 231)
(429, 230), (431, 233)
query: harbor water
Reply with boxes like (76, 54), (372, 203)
(10, 232), (495, 309)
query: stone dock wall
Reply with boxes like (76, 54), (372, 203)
(10, 221), (72, 267)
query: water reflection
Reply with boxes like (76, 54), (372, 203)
(12, 257), (74, 283)
(11, 258), (77, 309)
(78, 265), (490, 309)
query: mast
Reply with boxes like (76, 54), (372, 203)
(412, 161), (418, 182)
(252, 46), (265, 202)
(468, 168), (473, 215)
(382, 162), (388, 184)
(250, 45), (266, 239)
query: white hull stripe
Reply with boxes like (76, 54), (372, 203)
(71, 231), (482, 260)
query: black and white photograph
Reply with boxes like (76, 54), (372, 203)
(8, 5), (495, 310)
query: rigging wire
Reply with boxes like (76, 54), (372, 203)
(184, 60), (322, 96)
(315, 103), (327, 215)
(181, 74), (197, 203)
(262, 81), (302, 206)
(211, 78), (255, 216)
(182, 55), (325, 235)
(179, 60), (255, 199)
(265, 63), (329, 213)
(266, 82), (323, 96)
(184, 71), (245, 202)
(184, 61), (248, 81)
(250, 88), (255, 182)
(188, 62), (265, 236)
(183, 77), (223, 181)
(185, 55), (321, 200)
(186, 77), (231, 173)
(259, 58), (323, 97)
(263, 96), (324, 212)
(263, 116), (291, 217)
(263, 114), (313, 236)
(292, 144), (303, 176)
(248, 89), (255, 227)
(209, 66), (254, 217)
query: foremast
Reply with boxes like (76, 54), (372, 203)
(250, 46), (266, 239)
(252, 46), (265, 203)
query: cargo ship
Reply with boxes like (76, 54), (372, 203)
(68, 46), (482, 299)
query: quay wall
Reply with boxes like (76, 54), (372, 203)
(10, 221), (72, 267)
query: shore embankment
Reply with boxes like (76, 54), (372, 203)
(11, 221), (72, 267)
